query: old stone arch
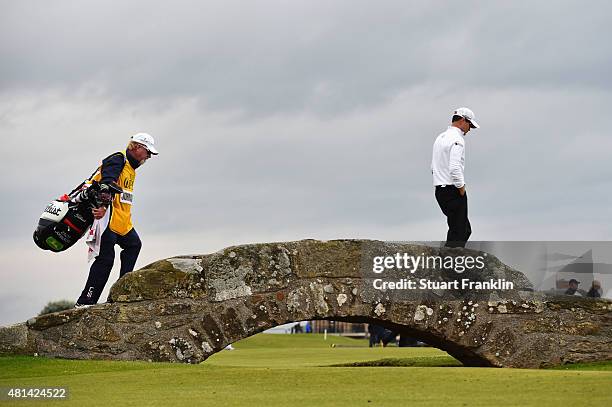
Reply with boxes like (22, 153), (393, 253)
(1, 240), (610, 368)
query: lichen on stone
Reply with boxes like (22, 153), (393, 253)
(209, 264), (253, 302)
(309, 282), (330, 315)
(167, 258), (204, 274)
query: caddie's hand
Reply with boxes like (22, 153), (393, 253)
(92, 206), (107, 219)
(458, 186), (466, 196)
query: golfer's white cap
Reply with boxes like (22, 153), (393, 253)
(453, 107), (480, 129)
(131, 133), (159, 155)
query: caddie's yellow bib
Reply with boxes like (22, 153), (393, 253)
(88, 151), (136, 236)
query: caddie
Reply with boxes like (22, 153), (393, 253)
(75, 133), (158, 307)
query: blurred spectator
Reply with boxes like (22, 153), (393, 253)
(565, 279), (582, 296)
(368, 324), (378, 347)
(368, 324), (396, 347)
(587, 280), (602, 298)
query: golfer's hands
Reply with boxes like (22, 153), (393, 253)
(458, 186), (466, 196)
(92, 207), (107, 219)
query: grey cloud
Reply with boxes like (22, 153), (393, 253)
(2, 1), (611, 117)
(1, 1), (612, 326)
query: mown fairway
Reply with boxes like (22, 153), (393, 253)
(1, 334), (610, 406)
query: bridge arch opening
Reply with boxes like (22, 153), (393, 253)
(200, 314), (491, 367)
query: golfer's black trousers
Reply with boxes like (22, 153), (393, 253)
(435, 186), (472, 248)
(77, 227), (141, 305)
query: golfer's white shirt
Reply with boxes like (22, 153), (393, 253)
(431, 126), (465, 187)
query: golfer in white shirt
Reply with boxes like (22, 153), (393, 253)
(431, 107), (480, 247)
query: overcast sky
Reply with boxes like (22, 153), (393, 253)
(1, 0), (611, 325)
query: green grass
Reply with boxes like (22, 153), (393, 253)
(549, 360), (612, 371)
(1, 334), (611, 406)
(206, 334), (454, 369)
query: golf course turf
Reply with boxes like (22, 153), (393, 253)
(1, 334), (610, 406)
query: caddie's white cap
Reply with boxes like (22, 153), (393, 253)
(453, 107), (480, 129)
(130, 133), (159, 155)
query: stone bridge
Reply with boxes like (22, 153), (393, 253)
(1, 240), (610, 368)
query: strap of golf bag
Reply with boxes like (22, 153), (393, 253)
(67, 152), (126, 198)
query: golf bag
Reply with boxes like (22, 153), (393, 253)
(33, 181), (122, 252)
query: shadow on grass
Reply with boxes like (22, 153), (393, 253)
(548, 360), (612, 371)
(326, 356), (463, 368)
(328, 358), (612, 370)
